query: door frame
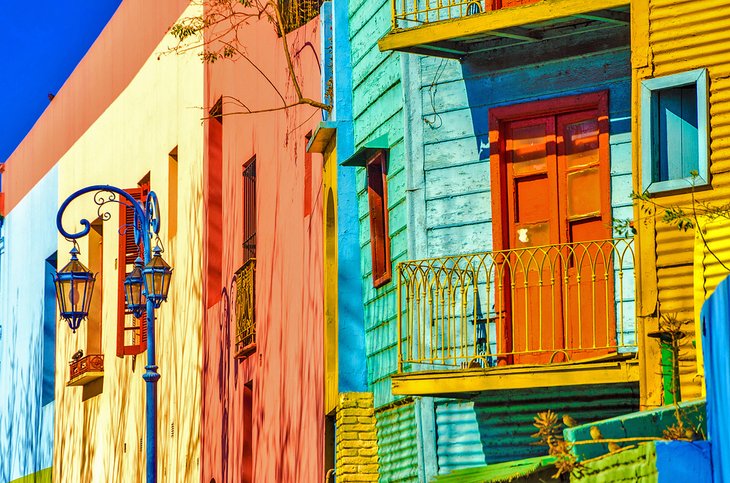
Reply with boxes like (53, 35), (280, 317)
(488, 91), (611, 362)
(488, 91), (610, 252)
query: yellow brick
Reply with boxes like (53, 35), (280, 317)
(346, 475), (379, 482)
(338, 439), (375, 449)
(349, 424), (375, 432)
(358, 464), (379, 473)
(358, 447), (378, 457)
(338, 448), (358, 457)
(359, 432), (377, 441)
(338, 416), (358, 425)
(357, 416), (374, 424)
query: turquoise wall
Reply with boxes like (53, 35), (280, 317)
(349, 0), (407, 409)
(0, 166), (57, 482)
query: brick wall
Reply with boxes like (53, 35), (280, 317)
(336, 393), (380, 482)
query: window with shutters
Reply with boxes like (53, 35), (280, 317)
(242, 157), (256, 262)
(641, 68), (709, 194)
(117, 181), (149, 357)
(366, 151), (391, 288)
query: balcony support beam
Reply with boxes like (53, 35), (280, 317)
(379, 0), (629, 53)
(391, 358), (640, 398)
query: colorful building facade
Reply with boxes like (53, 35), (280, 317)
(3, 0), (730, 481)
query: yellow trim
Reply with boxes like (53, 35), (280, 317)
(66, 372), (104, 387)
(392, 359), (640, 396)
(379, 0), (629, 52)
(323, 140), (339, 415)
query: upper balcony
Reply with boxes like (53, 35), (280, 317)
(234, 259), (256, 359)
(379, 0), (630, 60)
(393, 238), (639, 397)
(67, 354), (104, 387)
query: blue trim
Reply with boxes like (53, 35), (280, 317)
(641, 68), (709, 194)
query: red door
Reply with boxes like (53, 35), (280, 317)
(494, 96), (614, 365)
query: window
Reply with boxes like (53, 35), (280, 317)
(242, 157), (256, 262)
(304, 132), (313, 217)
(207, 99), (223, 307)
(42, 253), (57, 406)
(366, 151), (391, 288)
(279, 0), (322, 34)
(117, 182), (149, 357)
(168, 147), (179, 240)
(641, 68), (709, 194)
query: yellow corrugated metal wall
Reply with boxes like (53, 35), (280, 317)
(633, 0), (730, 407)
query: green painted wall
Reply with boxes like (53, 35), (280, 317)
(9, 467), (52, 483)
(573, 443), (657, 482)
(348, 0), (406, 409)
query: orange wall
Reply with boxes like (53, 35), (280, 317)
(2, 0), (189, 213)
(201, 11), (325, 483)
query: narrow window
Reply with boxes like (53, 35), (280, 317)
(117, 181), (149, 357)
(87, 220), (103, 356)
(207, 99), (223, 307)
(42, 252), (57, 406)
(641, 68), (709, 193)
(168, 147), (179, 241)
(242, 157), (257, 262)
(304, 132), (313, 217)
(242, 381), (254, 483)
(366, 151), (391, 287)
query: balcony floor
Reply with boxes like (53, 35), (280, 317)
(392, 353), (639, 398)
(379, 0), (629, 60)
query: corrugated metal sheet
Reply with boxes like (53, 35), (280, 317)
(375, 401), (419, 483)
(472, 384), (639, 464)
(572, 442), (657, 482)
(637, 0), (730, 403)
(435, 400), (486, 475)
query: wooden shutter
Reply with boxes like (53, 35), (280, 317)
(367, 151), (391, 287)
(117, 185), (149, 357)
(242, 158), (257, 262)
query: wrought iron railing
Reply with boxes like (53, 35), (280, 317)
(69, 354), (104, 381)
(234, 259), (256, 359)
(397, 238), (636, 371)
(390, 0), (540, 30)
(280, 0), (323, 33)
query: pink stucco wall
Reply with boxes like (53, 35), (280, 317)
(201, 10), (324, 483)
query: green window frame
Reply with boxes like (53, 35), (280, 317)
(641, 68), (709, 194)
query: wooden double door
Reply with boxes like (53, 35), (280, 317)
(491, 94), (616, 364)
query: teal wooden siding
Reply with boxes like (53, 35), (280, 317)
(375, 402), (419, 483)
(349, 0), (408, 409)
(413, 49), (636, 344)
(434, 400), (486, 475)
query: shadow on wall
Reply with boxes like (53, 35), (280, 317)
(0, 299), (49, 482)
(471, 384), (639, 464)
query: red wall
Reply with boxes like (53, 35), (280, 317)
(2, 0), (190, 213)
(201, 11), (324, 483)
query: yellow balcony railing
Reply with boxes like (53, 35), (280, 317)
(397, 238), (636, 372)
(234, 259), (256, 359)
(391, 0), (491, 29)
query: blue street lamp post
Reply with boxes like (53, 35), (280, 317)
(53, 185), (172, 483)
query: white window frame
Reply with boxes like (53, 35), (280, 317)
(641, 68), (709, 194)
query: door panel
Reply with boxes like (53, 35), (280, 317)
(497, 105), (615, 365)
(557, 111), (615, 361)
(503, 116), (564, 364)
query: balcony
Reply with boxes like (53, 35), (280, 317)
(234, 259), (256, 359)
(67, 354), (104, 387)
(379, 0), (630, 60)
(393, 238), (639, 396)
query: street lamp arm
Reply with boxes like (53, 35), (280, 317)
(56, 185), (160, 246)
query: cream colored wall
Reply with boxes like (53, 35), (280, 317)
(53, 5), (204, 482)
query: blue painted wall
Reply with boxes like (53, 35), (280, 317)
(324, 0), (368, 394)
(0, 166), (58, 481)
(397, 44), (637, 477)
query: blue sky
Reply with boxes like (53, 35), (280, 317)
(0, 1), (123, 163)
